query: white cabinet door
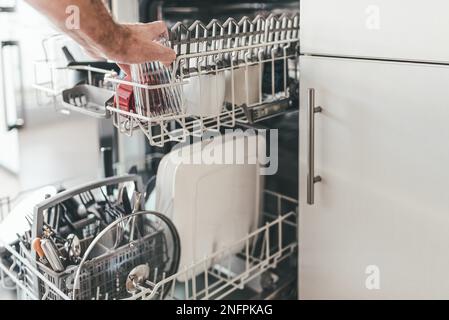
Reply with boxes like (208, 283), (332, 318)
(299, 56), (449, 299)
(300, 0), (449, 63)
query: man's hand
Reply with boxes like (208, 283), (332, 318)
(26, 0), (176, 75)
(113, 22), (177, 75)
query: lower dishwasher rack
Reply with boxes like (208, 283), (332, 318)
(0, 190), (297, 300)
(128, 211), (297, 300)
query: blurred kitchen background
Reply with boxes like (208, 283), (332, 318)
(0, 0), (102, 195)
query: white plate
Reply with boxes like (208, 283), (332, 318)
(155, 133), (265, 280)
(0, 186), (57, 246)
(224, 64), (263, 106)
(183, 72), (226, 117)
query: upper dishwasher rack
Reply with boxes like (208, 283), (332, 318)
(169, 14), (299, 76)
(33, 13), (300, 147)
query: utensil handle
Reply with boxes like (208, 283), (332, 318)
(307, 88), (322, 205)
(32, 175), (143, 240)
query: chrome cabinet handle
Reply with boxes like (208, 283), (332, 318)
(0, 1), (16, 13)
(1, 41), (25, 131)
(307, 88), (322, 205)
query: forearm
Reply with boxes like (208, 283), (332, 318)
(26, 0), (175, 67)
(26, 0), (127, 59)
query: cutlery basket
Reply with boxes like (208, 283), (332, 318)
(21, 175), (147, 299)
(35, 226), (168, 300)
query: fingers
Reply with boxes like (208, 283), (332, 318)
(108, 22), (176, 66)
(160, 60), (175, 68)
(147, 21), (169, 40)
(149, 41), (176, 65)
(113, 42), (176, 66)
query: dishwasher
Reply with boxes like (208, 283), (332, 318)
(0, 0), (299, 300)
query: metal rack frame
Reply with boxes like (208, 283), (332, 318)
(32, 13), (300, 147)
(0, 175), (144, 300)
(0, 189), (297, 300)
(107, 13), (299, 147)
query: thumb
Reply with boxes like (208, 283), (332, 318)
(150, 42), (176, 66)
(147, 21), (170, 40)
